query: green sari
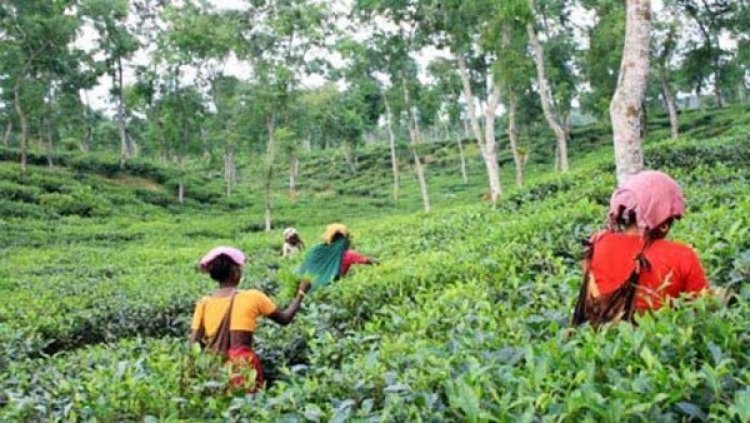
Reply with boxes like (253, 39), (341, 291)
(297, 238), (349, 290)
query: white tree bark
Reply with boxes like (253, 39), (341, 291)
(610, 0), (651, 184)
(383, 93), (400, 199)
(14, 83), (28, 173)
(116, 58), (131, 167)
(659, 71), (679, 139)
(456, 54), (503, 203)
(289, 155), (299, 199)
(507, 90), (524, 187)
(455, 129), (468, 184)
(737, 80), (747, 104)
(483, 86), (503, 201)
(502, 25), (524, 187)
(177, 156), (185, 204)
(527, 21), (569, 172)
(2, 123), (11, 148)
(178, 182), (184, 204)
(224, 147), (235, 197)
(401, 78), (431, 213)
(264, 119), (276, 232)
(44, 117), (54, 167)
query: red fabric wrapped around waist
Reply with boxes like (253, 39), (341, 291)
(227, 346), (265, 392)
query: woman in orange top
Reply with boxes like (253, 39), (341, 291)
(572, 171), (709, 327)
(189, 246), (310, 391)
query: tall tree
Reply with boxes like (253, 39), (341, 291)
(610, 0), (652, 184)
(652, 3), (681, 139)
(526, 0), (576, 172)
(81, 0), (140, 165)
(238, 0), (329, 230)
(428, 58), (469, 185)
(354, 0), (432, 212)
(677, 0), (735, 108)
(1, 0), (82, 172)
(431, 0), (504, 204)
(159, 2), (242, 195)
(581, 0), (626, 117)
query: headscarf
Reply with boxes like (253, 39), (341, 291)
(283, 227), (299, 241)
(322, 223), (349, 244)
(608, 170), (685, 231)
(199, 246), (246, 271)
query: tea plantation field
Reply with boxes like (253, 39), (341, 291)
(1, 107), (749, 421)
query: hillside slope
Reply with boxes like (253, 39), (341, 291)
(0, 108), (749, 420)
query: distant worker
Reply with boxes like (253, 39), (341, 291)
(282, 227), (305, 257)
(572, 171), (710, 328)
(297, 223), (376, 289)
(189, 246), (310, 392)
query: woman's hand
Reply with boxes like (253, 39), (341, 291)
(297, 280), (312, 297)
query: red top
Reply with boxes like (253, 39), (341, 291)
(341, 250), (369, 276)
(588, 232), (709, 311)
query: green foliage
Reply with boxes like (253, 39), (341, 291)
(0, 110), (748, 420)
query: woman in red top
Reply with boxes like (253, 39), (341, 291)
(572, 171), (709, 327)
(297, 224), (376, 289)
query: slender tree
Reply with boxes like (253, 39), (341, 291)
(610, 0), (652, 184)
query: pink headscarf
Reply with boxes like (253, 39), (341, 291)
(608, 170), (685, 231)
(199, 246), (246, 271)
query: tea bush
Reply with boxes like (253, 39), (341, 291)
(0, 108), (749, 421)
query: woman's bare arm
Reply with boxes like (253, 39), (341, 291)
(268, 281), (311, 326)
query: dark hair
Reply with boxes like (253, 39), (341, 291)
(615, 206), (637, 228)
(206, 254), (241, 283)
(615, 206), (675, 239)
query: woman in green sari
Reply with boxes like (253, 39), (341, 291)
(297, 223), (375, 289)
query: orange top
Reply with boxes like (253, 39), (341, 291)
(190, 289), (277, 336)
(588, 232), (709, 310)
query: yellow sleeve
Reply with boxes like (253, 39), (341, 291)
(252, 290), (277, 317)
(190, 298), (206, 331)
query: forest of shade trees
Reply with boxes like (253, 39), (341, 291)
(1, 0), (748, 220)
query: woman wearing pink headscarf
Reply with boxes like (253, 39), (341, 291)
(189, 246), (311, 392)
(572, 171), (709, 327)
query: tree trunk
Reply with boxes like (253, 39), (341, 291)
(401, 78), (431, 213)
(456, 54), (502, 203)
(737, 80), (747, 104)
(13, 45), (45, 173)
(14, 83), (28, 173)
(503, 25), (524, 187)
(660, 70), (679, 139)
(483, 86), (503, 202)
(2, 122), (12, 148)
(81, 125), (91, 152)
(610, 0), (651, 185)
(289, 154), (298, 200)
(224, 147), (235, 197)
(640, 100), (648, 138)
(456, 129), (468, 184)
(383, 93), (400, 199)
(343, 141), (357, 174)
(177, 156), (185, 204)
(713, 58), (724, 108)
(178, 181), (185, 204)
(45, 118), (54, 167)
(116, 60), (130, 167)
(507, 90), (524, 187)
(264, 119), (276, 232)
(527, 21), (570, 172)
